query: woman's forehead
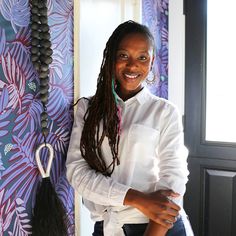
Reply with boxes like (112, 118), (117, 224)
(117, 33), (153, 50)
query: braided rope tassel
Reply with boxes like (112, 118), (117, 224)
(30, 0), (68, 235)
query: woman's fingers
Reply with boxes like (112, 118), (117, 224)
(154, 190), (181, 211)
(159, 204), (179, 216)
(159, 189), (180, 198)
(149, 191), (181, 212)
(165, 199), (181, 211)
(151, 216), (175, 229)
(150, 212), (178, 229)
(149, 207), (178, 223)
(156, 213), (177, 223)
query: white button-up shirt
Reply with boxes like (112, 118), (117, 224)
(66, 87), (189, 236)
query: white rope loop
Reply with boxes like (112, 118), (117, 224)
(35, 143), (54, 178)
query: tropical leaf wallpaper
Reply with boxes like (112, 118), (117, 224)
(0, 0), (74, 235)
(142, 0), (168, 99)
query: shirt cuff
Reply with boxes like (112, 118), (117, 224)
(109, 182), (130, 206)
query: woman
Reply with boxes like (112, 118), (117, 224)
(66, 21), (193, 236)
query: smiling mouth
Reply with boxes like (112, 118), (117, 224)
(124, 73), (140, 79)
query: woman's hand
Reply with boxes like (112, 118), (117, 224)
(124, 189), (180, 229)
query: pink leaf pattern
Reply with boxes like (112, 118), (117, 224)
(50, 46), (64, 80)
(0, 0), (75, 233)
(48, 68), (73, 126)
(142, 0), (169, 98)
(0, 27), (8, 57)
(1, 52), (26, 112)
(8, 27), (32, 68)
(0, 85), (11, 144)
(0, 153), (5, 175)
(0, 189), (15, 236)
(1, 133), (39, 205)
(13, 94), (41, 137)
(50, 0), (73, 63)
(12, 198), (32, 236)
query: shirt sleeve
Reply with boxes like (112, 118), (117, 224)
(155, 103), (189, 198)
(66, 99), (130, 206)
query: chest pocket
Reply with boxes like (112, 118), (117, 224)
(128, 124), (160, 156)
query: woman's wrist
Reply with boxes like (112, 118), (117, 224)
(123, 188), (144, 208)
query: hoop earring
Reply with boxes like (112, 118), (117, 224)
(146, 70), (156, 85)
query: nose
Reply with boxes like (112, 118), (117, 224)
(126, 58), (137, 68)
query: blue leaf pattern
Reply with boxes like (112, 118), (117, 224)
(1, 133), (39, 205)
(12, 198), (32, 236)
(142, 0), (168, 99)
(0, 85), (9, 111)
(0, 0), (30, 32)
(9, 27), (32, 68)
(50, 0), (73, 63)
(0, 153), (5, 180)
(0, 0), (75, 234)
(0, 85), (10, 144)
(13, 94), (41, 137)
(1, 52), (26, 112)
(50, 47), (64, 80)
(0, 189), (15, 234)
(48, 68), (73, 127)
(0, 27), (8, 57)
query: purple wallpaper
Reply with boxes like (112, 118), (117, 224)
(142, 0), (168, 99)
(0, 0), (74, 235)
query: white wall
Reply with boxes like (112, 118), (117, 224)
(169, 0), (185, 115)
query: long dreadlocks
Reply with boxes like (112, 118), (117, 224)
(79, 20), (155, 176)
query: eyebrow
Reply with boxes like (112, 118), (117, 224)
(117, 49), (149, 53)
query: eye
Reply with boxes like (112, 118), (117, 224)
(138, 55), (148, 61)
(117, 53), (128, 60)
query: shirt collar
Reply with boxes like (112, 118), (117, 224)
(115, 86), (151, 106)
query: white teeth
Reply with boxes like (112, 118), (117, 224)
(124, 73), (138, 79)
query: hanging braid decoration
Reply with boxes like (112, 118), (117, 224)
(79, 21), (155, 177)
(30, 0), (68, 235)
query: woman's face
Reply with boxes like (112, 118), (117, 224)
(115, 32), (154, 100)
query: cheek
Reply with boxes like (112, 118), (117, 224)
(115, 62), (123, 75)
(142, 63), (152, 74)
(114, 65), (119, 77)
